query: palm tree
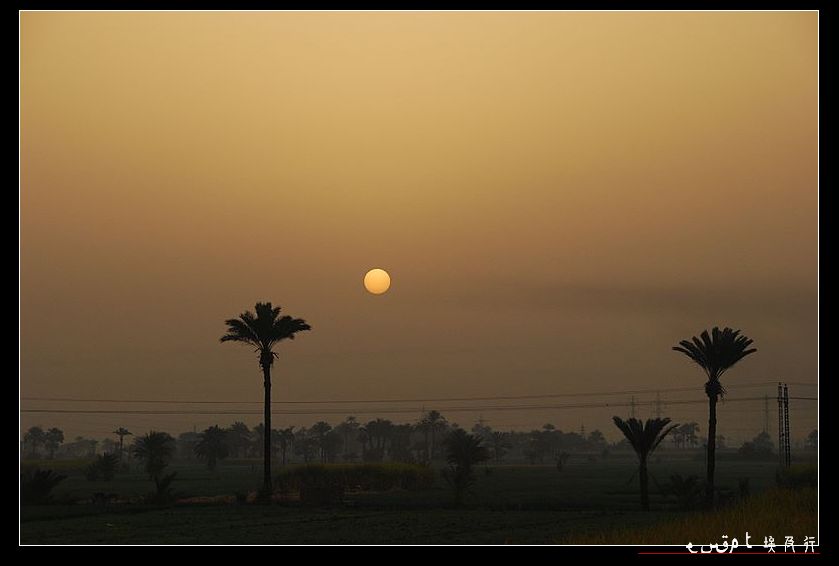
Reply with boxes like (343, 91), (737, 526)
(195, 425), (230, 471)
(336, 416), (359, 456)
(221, 302), (311, 495)
(23, 426), (46, 459)
(44, 427), (64, 459)
(277, 427), (294, 466)
(419, 410), (447, 461)
(442, 429), (489, 506)
(612, 417), (677, 511)
(113, 427), (132, 465)
(132, 431), (175, 480)
(227, 421), (252, 458)
(673, 327), (757, 505)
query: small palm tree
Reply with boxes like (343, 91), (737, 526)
(132, 431), (175, 480)
(195, 425), (230, 471)
(113, 427), (132, 465)
(673, 327), (756, 505)
(612, 417), (677, 511)
(442, 428), (489, 506)
(221, 302), (311, 495)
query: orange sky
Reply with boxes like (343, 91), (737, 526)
(20, 12), (817, 441)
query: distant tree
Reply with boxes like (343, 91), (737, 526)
(221, 301), (311, 495)
(293, 432), (317, 463)
(86, 453), (120, 481)
(322, 431), (343, 463)
(715, 434), (726, 450)
(806, 429), (817, 450)
(673, 327), (757, 505)
(357, 427), (370, 459)
(677, 423), (700, 449)
(227, 422), (252, 458)
(44, 428), (64, 459)
(133, 431), (175, 480)
(23, 426), (46, 458)
(336, 417), (359, 457)
(419, 410), (447, 461)
(113, 427), (133, 464)
(491, 431), (510, 463)
(587, 430), (606, 449)
(364, 418), (394, 461)
(612, 417), (677, 511)
(195, 425), (229, 471)
(442, 429), (489, 506)
(277, 427), (295, 465)
(311, 421), (333, 463)
(738, 431), (774, 459)
(389, 423), (416, 463)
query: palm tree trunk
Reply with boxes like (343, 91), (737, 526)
(706, 395), (717, 506)
(262, 364), (273, 495)
(639, 456), (649, 511)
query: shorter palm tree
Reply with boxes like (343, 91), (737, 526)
(113, 427), (132, 464)
(133, 431), (175, 480)
(195, 426), (230, 471)
(612, 416), (677, 511)
(442, 429), (489, 506)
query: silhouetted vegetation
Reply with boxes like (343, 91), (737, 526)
(775, 464), (817, 489)
(664, 473), (704, 510)
(195, 425), (229, 471)
(21, 468), (67, 505)
(221, 302), (311, 495)
(85, 453), (119, 481)
(133, 431), (175, 480)
(147, 471), (179, 505)
(276, 462), (435, 505)
(673, 327), (757, 505)
(738, 431), (775, 459)
(441, 429), (489, 506)
(612, 416), (677, 511)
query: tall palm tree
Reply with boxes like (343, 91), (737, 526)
(221, 302), (311, 494)
(113, 427), (132, 464)
(195, 425), (229, 471)
(612, 417), (677, 511)
(673, 327), (757, 505)
(132, 431), (175, 480)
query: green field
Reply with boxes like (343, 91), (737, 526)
(20, 453), (815, 544)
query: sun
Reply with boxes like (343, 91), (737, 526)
(364, 268), (391, 295)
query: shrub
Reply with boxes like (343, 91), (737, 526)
(276, 463), (434, 504)
(85, 453), (119, 482)
(665, 473), (704, 510)
(776, 465), (817, 489)
(21, 468), (67, 505)
(145, 471), (178, 505)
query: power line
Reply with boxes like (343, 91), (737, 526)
(21, 381), (805, 406)
(21, 395), (814, 416)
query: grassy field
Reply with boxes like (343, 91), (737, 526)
(20, 453), (815, 544)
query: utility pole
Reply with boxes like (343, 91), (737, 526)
(654, 392), (663, 419)
(630, 396), (636, 419)
(783, 383), (791, 468)
(777, 383), (791, 468)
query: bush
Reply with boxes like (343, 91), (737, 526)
(85, 453), (119, 481)
(145, 472), (178, 505)
(276, 463), (434, 504)
(776, 465), (817, 489)
(664, 473), (704, 510)
(21, 468), (67, 505)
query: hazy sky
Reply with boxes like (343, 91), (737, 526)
(20, 12), (817, 441)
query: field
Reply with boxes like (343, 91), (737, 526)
(20, 453), (816, 544)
